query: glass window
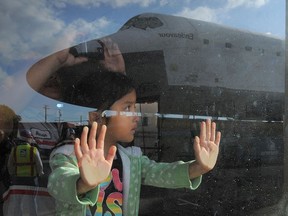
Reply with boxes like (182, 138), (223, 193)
(0, 1), (286, 216)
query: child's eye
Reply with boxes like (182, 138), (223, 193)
(124, 104), (136, 112)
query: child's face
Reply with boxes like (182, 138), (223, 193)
(106, 89), (139, 143)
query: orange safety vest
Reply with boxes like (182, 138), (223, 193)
(13, 143), (37, 177)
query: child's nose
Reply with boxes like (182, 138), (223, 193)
(134, 114), (140, 122)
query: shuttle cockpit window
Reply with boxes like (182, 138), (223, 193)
(120, 15), (164, 30)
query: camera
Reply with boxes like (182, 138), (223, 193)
(69, 40), (104, 60)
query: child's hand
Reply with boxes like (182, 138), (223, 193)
(74, 122), (116, 188)
(56, 48), (88, 68)
(193, 119), (221, 174)
(99, 38), (125, 73)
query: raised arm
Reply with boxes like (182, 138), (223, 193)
(189, 119), (221, 179)
(26, 38), (125, 100)
(26, 48), (88, 99)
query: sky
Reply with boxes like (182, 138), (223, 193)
(0, 0), (285, 123)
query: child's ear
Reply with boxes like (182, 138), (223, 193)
(88, 111), (102, 124)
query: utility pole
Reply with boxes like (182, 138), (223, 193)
(56, 104), (63, 123)
(43, 105), (49, 122)
(58, 109), (62, 123)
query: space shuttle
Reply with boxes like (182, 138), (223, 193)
(50, 12), (285, 121)
(107, 12), (284, 93)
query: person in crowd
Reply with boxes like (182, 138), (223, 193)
(49, 123), (77, 163)
(56, 122), (77, 148)
(4, 129), (45, 216)
(7, 129), (44, 178)
(0, 105), (19, 181)
(0, 105), (19, 214)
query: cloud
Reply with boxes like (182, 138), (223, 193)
(111, 0), (157, 7)
(51, 0), (157, 8)
(53, 17), (111, 51)
(0, 0), (112, 65)
(0, 67), (14, 91)
(225, 0), (269, 9)
(0, 0), (114, 113)
(174, 6), (220, 22)
(0, 67), (29, 119)
(0, 0), (64, 63)
(174, 0), (270, 23)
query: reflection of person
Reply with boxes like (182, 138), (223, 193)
(47, 71), (221, 215)
(0, 105), (19, 178)
(4, 129), (45, 216)
(0, 105), (19, 213)
(49, 124), (77, 160)
(26, 38), (125, 101)
(7, 130), (44, 177)
(56, 123), (76, 148)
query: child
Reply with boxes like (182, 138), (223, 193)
(47, 71), (221, 216)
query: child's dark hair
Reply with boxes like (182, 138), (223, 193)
(72, 71), (136, 111)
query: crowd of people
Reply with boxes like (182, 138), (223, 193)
(0, 108), (79, 216)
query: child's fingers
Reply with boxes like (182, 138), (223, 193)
(74, 56), (88, 65)
(96, 125), (106, 150)
(193, 136), (201, 155)
(102, 38), (112, 56)
(206, 119), (211, 142)
(81, 126), (89, 153)
(74, 138), (83, 160)
(200, 121), (206, 142)
(106, 145), (117, 164)
(111, 43), (121, 55)
(88, 122), (97, 149)
(210, 122), (216, 142)
(215, 131), (221, 146)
